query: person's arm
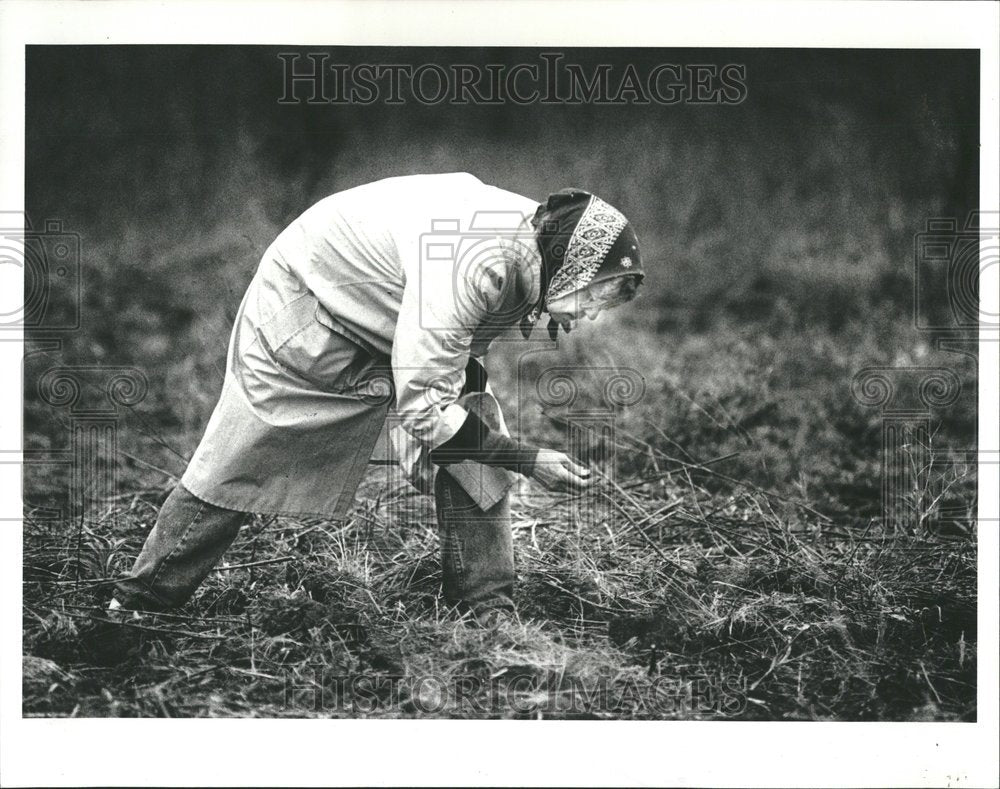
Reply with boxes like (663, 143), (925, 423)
(429, 408), (540, 473)
(391, 240), (590, 489)
(390, 242), (505, 450)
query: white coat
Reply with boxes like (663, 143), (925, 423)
(181, 173), (542, 517)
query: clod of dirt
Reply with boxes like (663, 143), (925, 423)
(22, 656), (84, 716)
(608, 613), (690, 649)
(23, 655), (76, 696)
(360, 641), (404, 673)
(711, 558), (832, 596)
(27, 611), (145, 667)
(911, 599), (977, 641)
(201, 586), (249, 615)
(301, 568), (362, 604)
(258, 594), (329, 636)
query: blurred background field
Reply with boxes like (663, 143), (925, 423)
(22, 47), (979, 719)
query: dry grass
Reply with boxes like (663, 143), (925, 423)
(23, 375), (977, 719)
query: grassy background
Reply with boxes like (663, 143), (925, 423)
(22, 47), (978, 719)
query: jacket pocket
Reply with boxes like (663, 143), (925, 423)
(258, 294), (378, 394)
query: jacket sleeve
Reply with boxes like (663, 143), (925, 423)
(390, 243), (504, 449)
(429, 407), (540, 474)
(390, 243), (541, 474)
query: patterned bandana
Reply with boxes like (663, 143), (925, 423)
(531, 189), (643, 308)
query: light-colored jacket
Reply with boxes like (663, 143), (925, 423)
(181, 173), (542, 517)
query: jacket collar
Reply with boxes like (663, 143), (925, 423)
(513, 235), (544, 339)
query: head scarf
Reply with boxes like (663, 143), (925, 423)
(522, 189), (643, 339)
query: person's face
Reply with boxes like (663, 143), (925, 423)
(546, 277), (631, 333)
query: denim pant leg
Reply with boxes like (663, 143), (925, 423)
(115, 484), (248, 609)
(434, 468), (516, 612)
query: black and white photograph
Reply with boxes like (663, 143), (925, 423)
(1, 1), (998, 787)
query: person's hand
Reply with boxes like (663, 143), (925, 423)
(530, 449), (592, 491)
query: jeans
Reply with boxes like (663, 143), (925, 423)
(115, 484), (248, 610)
(433, 390), (516, 612)
(434, 468), (516, 613)
(117, 476), (516, 613)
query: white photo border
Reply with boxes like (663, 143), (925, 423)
(0, 1), (997, 787)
